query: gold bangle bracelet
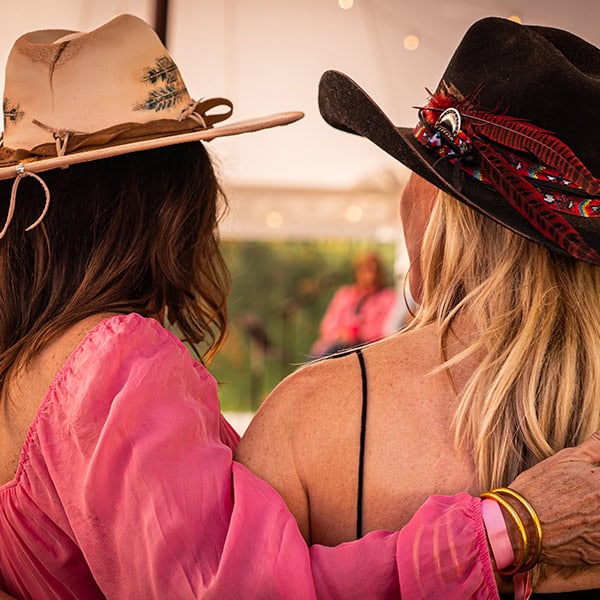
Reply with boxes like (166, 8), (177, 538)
(493, 487), (543, 571)
(480, 490), (527, 575)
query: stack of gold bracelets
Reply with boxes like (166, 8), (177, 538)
(480, 487), (543, 575)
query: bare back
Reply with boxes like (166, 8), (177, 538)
(237, 321), (600, 593)
(235, 320), (480, 545)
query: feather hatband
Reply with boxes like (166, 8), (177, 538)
(414, 123), (600, 218)
(413, 84), (600, 263)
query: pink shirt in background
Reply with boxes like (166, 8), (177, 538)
(0, 314), (498, 598)
(312, 285), (397, 356)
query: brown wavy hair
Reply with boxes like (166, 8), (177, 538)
(0, 142), (229, 392)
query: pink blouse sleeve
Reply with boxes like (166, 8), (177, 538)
(35, 316), (498, 598)
(307, 494), (498, 599)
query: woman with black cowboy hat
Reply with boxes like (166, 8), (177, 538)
(237, 17), (600, 597)
(1, 12), (600, 600)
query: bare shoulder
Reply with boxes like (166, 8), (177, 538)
(25, 312), (123, 385)
(235, 352), (364, 541)
(7, 312), (123, 412)
(236, 324), (473, 545)
(240, 351), (365, 453)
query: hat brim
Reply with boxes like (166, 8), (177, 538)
(318, 70), (600, 260)
(0, 111), (303, 181)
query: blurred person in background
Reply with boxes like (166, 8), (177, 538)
(310, 251), (396, 356)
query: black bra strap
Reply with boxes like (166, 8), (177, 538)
(356, 348), (368, 539)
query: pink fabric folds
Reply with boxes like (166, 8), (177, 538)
(0, 313), (498, 598)
(396, 493), (499, 599)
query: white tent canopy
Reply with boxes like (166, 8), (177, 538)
(221, 171), (407, 242)
(1, 1), (598, 244)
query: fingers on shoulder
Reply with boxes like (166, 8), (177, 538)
(573, 430), (600, 462)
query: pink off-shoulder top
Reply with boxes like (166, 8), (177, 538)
(0, 313), (497, 599)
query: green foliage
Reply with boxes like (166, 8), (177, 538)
(208, 239), (395, 412)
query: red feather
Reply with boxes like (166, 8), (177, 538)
(419, 85), (461, 124)
(422, 84), (600, 195)
(473, 139), (600, 263)
(463, 109), (600, 195)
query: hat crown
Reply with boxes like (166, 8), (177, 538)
(2, 14), (192, 151)
(439, 17), (600, 176)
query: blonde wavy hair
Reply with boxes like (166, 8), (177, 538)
(413, 190), (600, 489)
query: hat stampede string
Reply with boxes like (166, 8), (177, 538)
(0, 95), (235, 239)
(0, 166), (51, 239)
(0, 13), (302, 239)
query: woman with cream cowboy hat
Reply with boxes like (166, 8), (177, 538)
(237, 16), (600, 598)
(1, 12), (600, 600)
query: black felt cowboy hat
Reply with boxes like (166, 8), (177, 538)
(318, 17), (600, 264)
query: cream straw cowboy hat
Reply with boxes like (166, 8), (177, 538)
(0, 13), (303, 235)
(0, 13), (303, 177)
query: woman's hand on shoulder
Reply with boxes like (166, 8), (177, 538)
(510, 431), (600, 565)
